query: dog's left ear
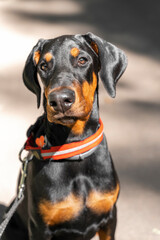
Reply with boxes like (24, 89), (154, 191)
(83, 32), (128, 98)
(23, 39), (46, 108)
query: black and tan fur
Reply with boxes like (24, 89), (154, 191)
(3, 33), (127, 240)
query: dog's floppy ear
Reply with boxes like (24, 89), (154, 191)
(83, 32), (128, 98)
(23, 39), (46, 108)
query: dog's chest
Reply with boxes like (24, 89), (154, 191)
(38, 176), (119, 227)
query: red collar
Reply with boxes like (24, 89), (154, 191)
(25, 119), (104, 161)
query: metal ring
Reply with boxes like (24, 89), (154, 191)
(19, 146), (33, 163)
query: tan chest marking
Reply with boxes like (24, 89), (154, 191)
(39, 184), (119, 226)
(39, 193), (83, 226)
(86, 184), (120, 214)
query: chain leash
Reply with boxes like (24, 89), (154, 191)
(0, 148), (32, 239)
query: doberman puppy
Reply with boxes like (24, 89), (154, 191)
(3, 33), (127, 240)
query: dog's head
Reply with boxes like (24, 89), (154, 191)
(23, 33), (127, 127)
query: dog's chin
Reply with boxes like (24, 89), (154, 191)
(57, 117), (76, 125)
(47, 114), (77, 127)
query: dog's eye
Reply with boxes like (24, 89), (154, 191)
(78, 57), (88, 66)
(40, 62), (48, 71)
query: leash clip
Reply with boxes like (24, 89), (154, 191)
(18, 157), (28, 200)
(18, 147), (33, 200)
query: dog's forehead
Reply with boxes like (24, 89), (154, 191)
(43, 35), (89, 55)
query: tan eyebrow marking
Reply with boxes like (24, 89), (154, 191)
(70, 47), (80, 57)
(45, 52), (53, 62)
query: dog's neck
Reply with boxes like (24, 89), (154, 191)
(44, 94), (99, 146)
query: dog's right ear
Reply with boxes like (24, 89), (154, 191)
(23, 39), (46, 108)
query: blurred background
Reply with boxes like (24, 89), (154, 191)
(0, 1), (160, 239)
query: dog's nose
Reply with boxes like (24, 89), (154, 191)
(48, 89), (75, 113)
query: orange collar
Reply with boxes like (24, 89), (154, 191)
(25, 119), (104, 161)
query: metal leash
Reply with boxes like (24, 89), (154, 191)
(0, 149), (32, 239)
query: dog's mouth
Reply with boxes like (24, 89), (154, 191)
(46, 106), (88, 126)
(56, 116), (76, 125)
